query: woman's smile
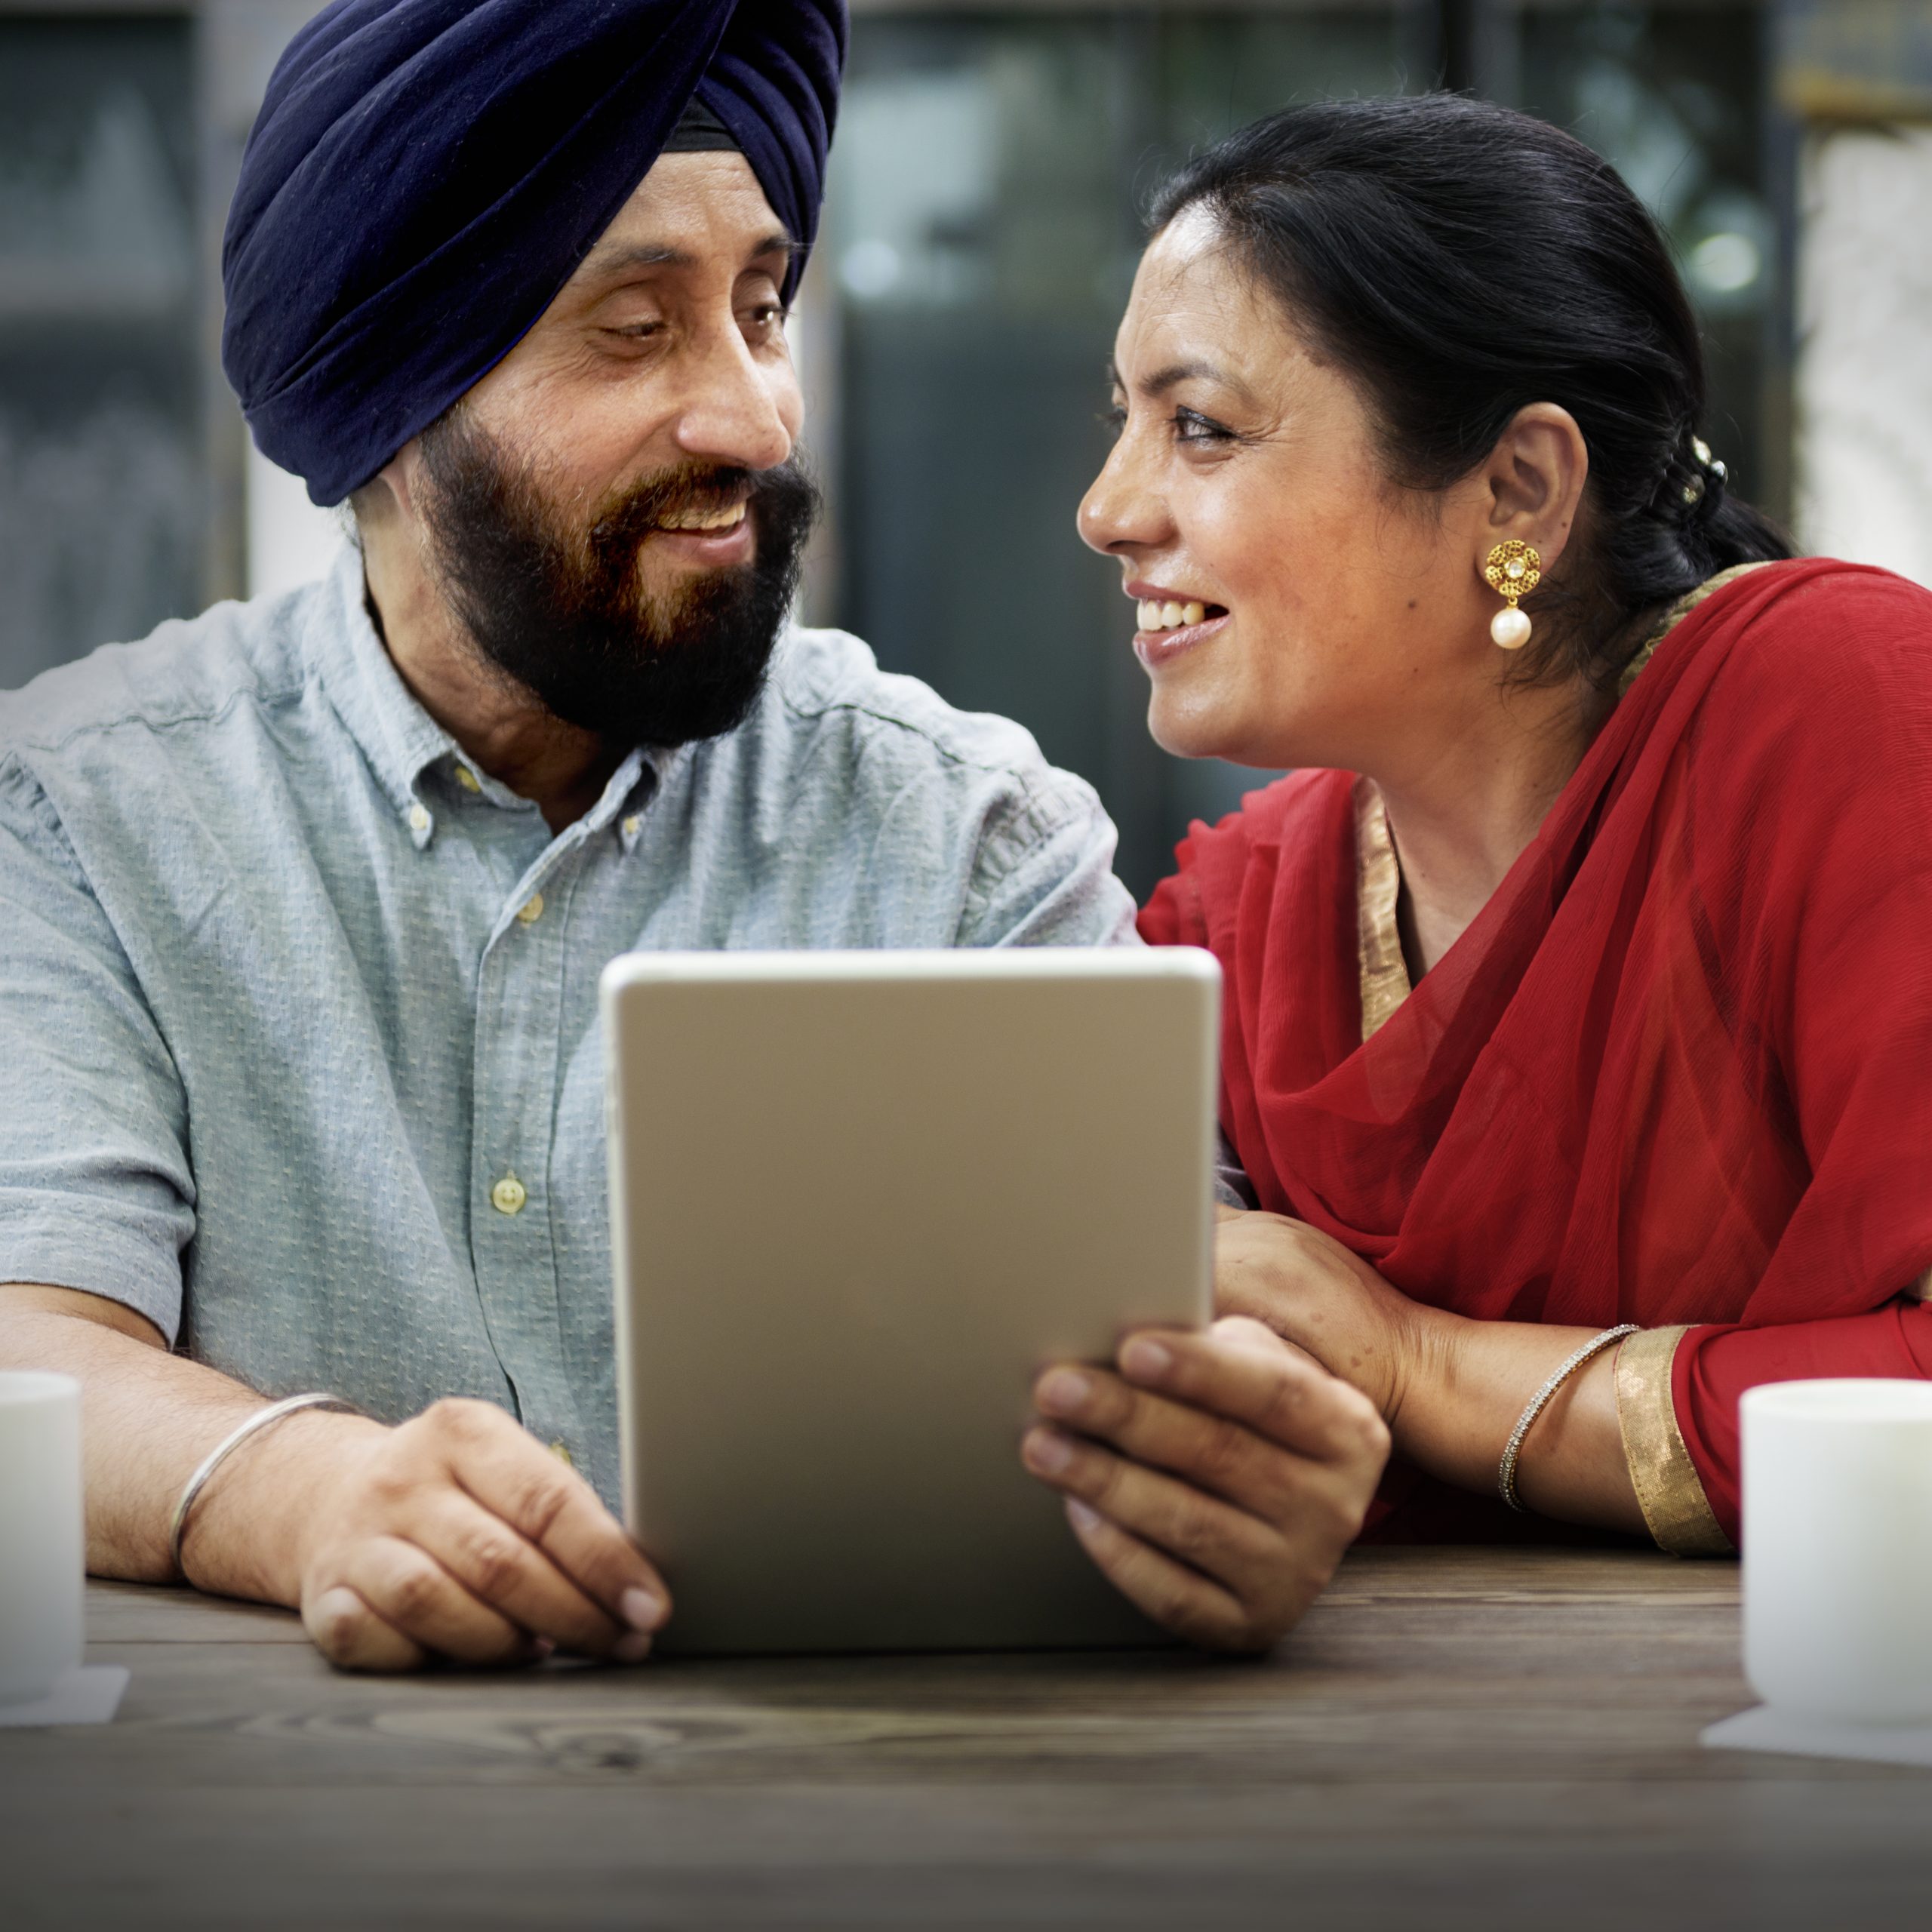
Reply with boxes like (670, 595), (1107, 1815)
(1128, 580), (1230, 669)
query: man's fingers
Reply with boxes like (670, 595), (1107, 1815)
(1117, 1320), (1391, 1464)
(420, 1400), (670, 1636)
(415, 1492), (633, 1660)
(336, 1534), (533, 1666)
(1023, 1424), (1279, 1589)
(303, 1583), (429, 1674)
(1059, 1500), (1258, 1653)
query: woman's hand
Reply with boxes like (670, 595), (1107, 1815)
(1214, 1209), (1452, 1424)
(1022, 1316), (1389, 1653)
(1213, 1213), (1653, 1536)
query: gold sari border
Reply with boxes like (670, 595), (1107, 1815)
(1352, 777), (1410, 1044)
(1349, 565), (1775, 1043)
(1614, 1325), (1733, 1557)
(1617, 561), (1771, 699)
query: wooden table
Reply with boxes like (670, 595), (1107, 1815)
(3, 1549), (1928, 1930)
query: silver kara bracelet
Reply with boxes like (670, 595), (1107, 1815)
(168, 1392), (358, 1578)
(1497, 1325), (1639, 1513)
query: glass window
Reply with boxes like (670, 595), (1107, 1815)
(827, 9), (1422, 897)
(1517, 2), (1775, 513)
(0, 17), (201, 688)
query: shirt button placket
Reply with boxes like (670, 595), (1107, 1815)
(471, 857), (577, 1453)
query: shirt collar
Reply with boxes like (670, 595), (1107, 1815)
(313, 548), (462, 832)
(312, 546), (663, 845)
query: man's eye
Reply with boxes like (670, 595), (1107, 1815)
(611, 321), (665, 340)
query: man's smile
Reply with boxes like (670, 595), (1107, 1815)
(654, 502), (749, 534)
(643, 502), (754, 566)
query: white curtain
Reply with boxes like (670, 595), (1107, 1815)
(1797, 125), (1932, 587)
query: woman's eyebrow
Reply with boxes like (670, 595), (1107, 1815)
(1106, 357), (1248, 401)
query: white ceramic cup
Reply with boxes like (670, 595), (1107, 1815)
(1741, 1377), (1932, 1724)
(0, 1371), (85, 1706)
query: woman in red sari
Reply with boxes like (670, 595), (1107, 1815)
(1073, 95), (1932, 1555)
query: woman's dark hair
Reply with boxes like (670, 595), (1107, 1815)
(1149, 94), (1792, 690)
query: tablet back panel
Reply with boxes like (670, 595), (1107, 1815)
(603, 949), (1219, 1654)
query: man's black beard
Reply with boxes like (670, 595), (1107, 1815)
(416, 408), (819, 749)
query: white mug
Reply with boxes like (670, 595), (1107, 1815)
(1742, 1378), (1932, 1725)
(0, 1371), (85, 1705)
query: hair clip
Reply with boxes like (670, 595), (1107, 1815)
(1682, 436), (1727, 507)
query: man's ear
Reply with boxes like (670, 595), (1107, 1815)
(1475, 402), (1589, 571)
(353, 438), (426, 536)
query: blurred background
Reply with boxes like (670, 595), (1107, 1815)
(1, 0), (1927, 894)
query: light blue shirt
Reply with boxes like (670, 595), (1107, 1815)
(0, 550), (1136, 1505)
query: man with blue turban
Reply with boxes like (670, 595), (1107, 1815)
(0, 0), (1385, 1672)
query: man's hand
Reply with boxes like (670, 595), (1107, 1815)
(1021, 1317), (1389, 1653)
(194, 1398), (671, 1673)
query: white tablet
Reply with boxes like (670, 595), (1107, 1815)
(601, 947), (1220, 1654)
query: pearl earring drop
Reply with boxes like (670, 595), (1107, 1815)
(1483, 540), (1541, 650)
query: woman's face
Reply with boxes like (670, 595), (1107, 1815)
(1079, 209), (1500, 773)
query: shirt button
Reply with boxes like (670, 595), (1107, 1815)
(407, 803), (432, 834)
(491, 1174), (527, 1216)
(549, 1440), (574, 1469)
(456, 766), (481, 794)
(621, 815), (641, 839)
(516, 893), (545, 925)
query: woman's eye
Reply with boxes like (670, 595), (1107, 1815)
(1174, 408), (1233, 445)
(1100, 404), (1128, 435)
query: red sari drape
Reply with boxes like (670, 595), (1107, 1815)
(1140, 561), (1932, 1544)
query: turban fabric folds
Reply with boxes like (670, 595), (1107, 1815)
(222, 1), (848, 505)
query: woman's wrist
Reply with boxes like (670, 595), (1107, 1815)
(1389, 1317), (1647, 1533)
(1380, 1298), (1478, 1448)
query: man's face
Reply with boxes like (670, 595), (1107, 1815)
(403, 151), (817, 746)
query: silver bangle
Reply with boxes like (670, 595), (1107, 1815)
(168, 1392), (357, 1580)
(1497, 1326), (1638, 1513)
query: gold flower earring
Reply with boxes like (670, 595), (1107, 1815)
(1483, 540), (1541, 650)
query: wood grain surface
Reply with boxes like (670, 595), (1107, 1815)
(3, 1548), (1928, 1930)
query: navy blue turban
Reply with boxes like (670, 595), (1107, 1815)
(223, 1), (848, 506)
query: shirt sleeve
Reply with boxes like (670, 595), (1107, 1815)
(1214, 1130), (1258, 1211)
(0, 755), (192, 1340)
(1612, 1326), (1733, 1555)
(1662, 1300), (1932, 1546)
(955, 776), (1138, 949)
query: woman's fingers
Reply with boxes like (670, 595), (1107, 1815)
(1121, 1318), (1392, 1466)
(1032, 1361), (1292, 1516)
(331, 1534), (534, 1666)
(1059, 1499), (1257, 1652)
(1022, 1422), (1280, 1588)
(302, 1583), (429, 1674)
(413, 1491), (636, 1660)
(1024, 1315), (1394, 1653)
